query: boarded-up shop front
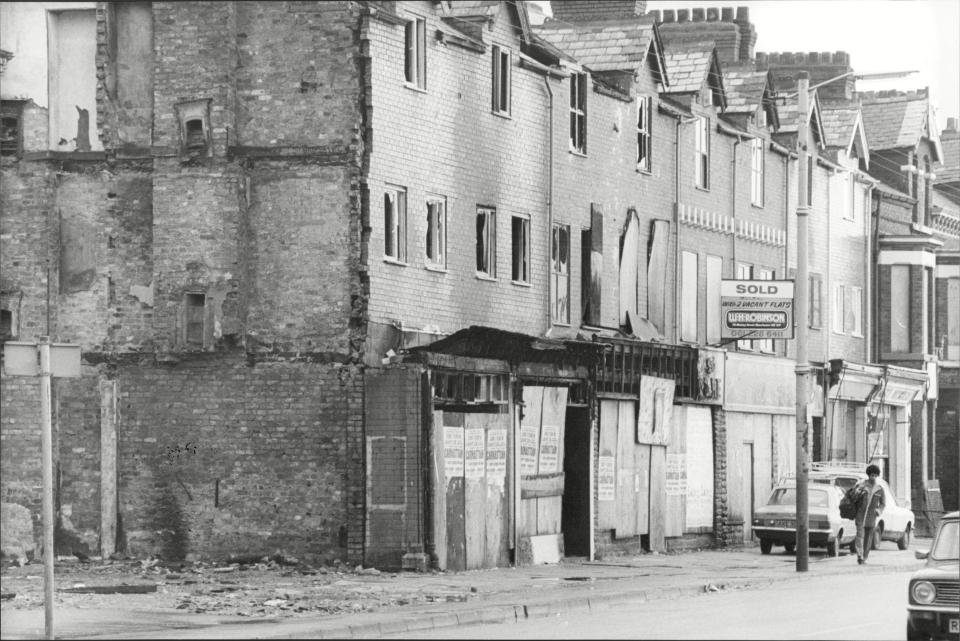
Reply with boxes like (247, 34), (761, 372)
(723, 353), (797, 546)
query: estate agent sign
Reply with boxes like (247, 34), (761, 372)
(720, 279), (795, 340)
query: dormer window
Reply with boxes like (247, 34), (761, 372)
(175, 99), (212, 160)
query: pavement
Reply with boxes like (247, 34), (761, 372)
(1, 538), (930, 640)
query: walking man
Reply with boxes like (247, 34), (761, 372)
(852, 464), (886, 564)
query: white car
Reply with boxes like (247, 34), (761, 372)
(752, 483), (856, 556)
(808, 466), (915, 550)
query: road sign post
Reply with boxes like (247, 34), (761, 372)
(3, 338), (81, 640)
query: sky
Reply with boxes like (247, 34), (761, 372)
(536, 0), (960, 129)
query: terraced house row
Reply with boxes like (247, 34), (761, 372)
(1, 0), (957, 570)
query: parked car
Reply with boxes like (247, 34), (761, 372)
(806, 463), (915, 550)
(751, 482), (855, 556)
(907, 511), (959, 640)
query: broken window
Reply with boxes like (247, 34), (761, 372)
(476, 206), (496, 277)
(511, 214), (530, 283)
(175, 99), (211, 159)
(570, 72), (586, 154)
(1, 101), (23, 157)
(581, 204), (603, 326)
(404, 16), (426, 89)
(48, 9), (100, 152)
(695, 115), (710, 189)
(750, 137), (764, 206)
(184, 293), (206, 347)
(636, 95), (651, 171)
(552, 223), (570, 324)
(425, 197), (446, 268)
(491, 46), (511, 116)
(384, 186), (407, 262)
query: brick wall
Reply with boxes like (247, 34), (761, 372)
(115, 355), (359, 564)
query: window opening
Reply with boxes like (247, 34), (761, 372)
(552, 223), (570, 324)
(570, 72), (586, 153)
(492, 46), (511, 115)
(425, 198), (446, 268)
(637, 96), (651, 171)
(184, 293), (205, 346)
(185, 119), (205, 150)
(476, 207), (496, 277)
(511, 215), (530, 283)
(0, 101), (23, 157)
(404, 16), (426, 89)
(384, 187), (407, 262)
(695, 116), (710, 189)
(750, 137), (764, 205)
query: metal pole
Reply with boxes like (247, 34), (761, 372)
(795, 73), (811, 572)
(38, 336), (55, 638)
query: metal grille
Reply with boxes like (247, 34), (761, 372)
(594, 338), (698, 400)
(932, 581), (960, 607)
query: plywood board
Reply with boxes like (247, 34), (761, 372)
(598, 400), (619, 529)
(432, 410), (448, 569)
(615, 401), (639, 537)
(537, 495), (562, 535)
(648, 444), (666, 552)
(665, 406), (686, 537)
(464, 414), (486, 570)
(685, 407), (714, 530)
(443, 412), (466, 571)
(636, 444), (650, 535)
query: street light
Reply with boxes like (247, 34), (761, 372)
(788, 68), (917, 573)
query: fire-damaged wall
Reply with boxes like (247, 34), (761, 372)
(1, 1), (368, 565)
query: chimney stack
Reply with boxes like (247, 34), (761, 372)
(549, 0), (648, 22)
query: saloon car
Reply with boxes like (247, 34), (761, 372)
(752, 482), (855, 556)
(907, 511), (959, 640)
(807, 465), (915, 550)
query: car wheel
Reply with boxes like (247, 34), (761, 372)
(897, 525), (911, 550)
(784, 542), (795, 554)
(872, 524), (883, 550)
(826, 539), (838, 557)
(760, 539), (772, 555)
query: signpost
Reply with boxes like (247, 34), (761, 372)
(3, 338), (81, 640)
(720, 279), (795, 340)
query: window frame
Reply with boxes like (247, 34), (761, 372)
(570, 72), (587, 154)
(183, 292), (206, 348)
(850, 285), (863, 337)
(551, 223), (571, 325)
(384, 186), (408, 263)
(491, 45), (511, 116)
(404, 15), (427, 90)
(637, 95), (652, 172)
(425, 196), (446, 270)
(750, 137), (764, 206)
(476, 206), (497, 278)
(511, 213), (531, 284)
(832, 282), (845, 335)
(695, 115), (710, 189)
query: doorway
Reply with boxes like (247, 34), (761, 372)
(561, 406), (591, 556)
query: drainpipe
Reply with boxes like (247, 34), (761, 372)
(865, 182), (876, 363)
(543, 75), (554, 335)
(732, 136), (742, 270)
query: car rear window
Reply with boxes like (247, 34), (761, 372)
(768, 487), (830, 507)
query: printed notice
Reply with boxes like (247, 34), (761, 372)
(486, 428), (507, 483)
(443, 426), (464, 478)
(464, 428), (485, 479)
(538, 424), (559, 473)
(598, 455), (615, 501)
(666, 452), (686, 496)
(519, 425), (539, 475)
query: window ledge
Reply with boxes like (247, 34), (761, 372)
(694, 184), (711, 193)
(636, 166), (652, 175)
(404, 83), (427, 94)
(384, 257), (408, 267)
(491, 110), (512, 120)
(569, 149), (587, 158)
(751, 201), (764, 209)
(425, 264), (448, 274)
(511, 280), (532, 288)
(551, 321), (572, 328)
(475, 273), (498, 282)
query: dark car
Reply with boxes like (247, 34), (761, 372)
(907, 511), (959, 640)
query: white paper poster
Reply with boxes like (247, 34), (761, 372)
(464, 428), (485, 479)
(486, 428), (507, 483)
(666, 452), (686, 496)
(519, 424), (539, 475)
(598, 455), (615, 501)
(443, 426), (464, 478)
(538, 424), (560, 474)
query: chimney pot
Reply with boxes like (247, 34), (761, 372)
(722, 7), (734, 21)
(692, 8), (705, 21)
(650, 9), (661, 22)
(946, 117), (958, 131)
(663, 9), (675, 22)
(707, 7), (720, 21)
(735, 6), (750, 21)
(678, 9), (690, 22)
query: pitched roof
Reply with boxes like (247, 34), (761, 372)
(723, 67), (769, 113)
(660, 39), (716, 94)
(534, 16), (658, 73)
(774, 90), (826, 149)
(859, 90), (942, 159)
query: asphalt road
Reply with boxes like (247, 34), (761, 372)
(383, 569), (914, 640)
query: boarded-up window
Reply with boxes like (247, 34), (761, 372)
(680, 251), (698, 342)
(619, 210), (640, 327)
(647, 220), (669, 333)
(581, 204), (603, 326)
(705, 255), (722, 345)
(552, 224), (570, 324)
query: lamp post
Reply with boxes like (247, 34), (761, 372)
(788, 68), (918, 573)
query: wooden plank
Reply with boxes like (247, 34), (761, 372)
(615, 401), (639, 537)
(637, 444), (650, 535)
(537, 495), (562, 535)
(432, 410), (447, 570)
(665, 406), (685, 537)
(444, 412), (466, 571)
(464, 414), (486, 570)
(520, 473), (565, 498)
(597, 400), (619, 530)
(483, 412), (507, 569)
(649, 444), (667, 552)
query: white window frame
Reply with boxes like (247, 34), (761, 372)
(511, 214), (531, 284)
(756, 268), (775, 353)
(570, 72), (587, 154)
(736, 263), (754, 350)
(680, 251), (698, 343)
(491, 46), (511, 116)
(637, 95), (652, 171)
(404, 16), (426, 90)
(832, 282), (845, 334)
(425, 197), (446, 269)
(695, 115), (710, 189)
(384, 186), (407, 263)
(551, 223), (570, 325)
(750, 137), (764, 206)
(476, 206), (497, 278)
(850, 285), (863, 336)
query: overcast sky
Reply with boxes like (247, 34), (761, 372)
(538, 1), (960, 128)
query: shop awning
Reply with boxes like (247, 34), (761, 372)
(828, 359), (927, 406)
